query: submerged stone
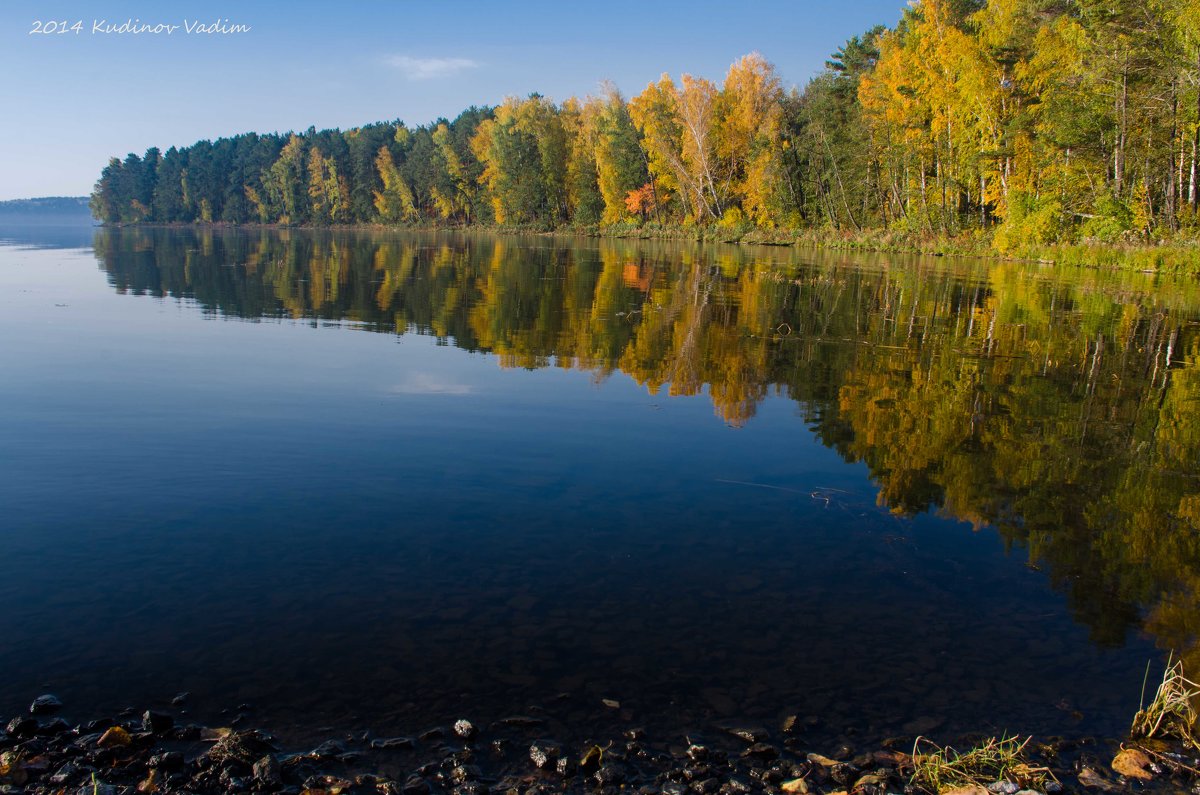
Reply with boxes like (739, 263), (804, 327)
(402, 774), (432, 794)
(495, 715), (544, 728)
(742, 742), (779, 759)
(29, 695), (63, 715)
(36, 717), (70, 736)
(309, 739), (346, 759)
(722, 725), (769, 743)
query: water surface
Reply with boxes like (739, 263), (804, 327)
(3, 226), (1198, 748)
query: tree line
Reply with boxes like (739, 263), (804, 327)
(91, 0), (1200, 249)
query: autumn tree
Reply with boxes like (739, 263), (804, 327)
(593, 83), (648, 224)
(561, 97), (605, 225)
(262, 134), (307, 225)
(374, 145), (417, 222)
(308, 147), (351, 223)
(719, 53), (787, 226)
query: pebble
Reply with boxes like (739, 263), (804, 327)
(403, 774), (432, 794)
(96, 726), (131, 748)
(310, 739), (345, 758)
(5, 718), (37, 739)
(141, 710), (173, 735)
(529, 740), (560, 769)
(35, 717), (70, 736)
(743, 742), (779, 759)
(29, 695), (62, 716)
(49, 762), (80, 785)
(252, 754), (281, 786)
(723, 725), (770, 743)
(148, 751), (183, 770)
(595, 762), (627, 785)
(449, 763), (481, 784)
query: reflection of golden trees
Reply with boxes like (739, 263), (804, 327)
(823, 263), (1200, 657)
(95, 227), (1200, 658)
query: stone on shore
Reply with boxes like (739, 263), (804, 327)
(29, 694), (63, 715)
(97, 725), (132, 748)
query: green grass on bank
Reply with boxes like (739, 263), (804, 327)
(1131, 656), (1200, 748)
(113, 219), (1200, 274)
(561, 223), (1200, 273)
(595, 223), (1200, 273)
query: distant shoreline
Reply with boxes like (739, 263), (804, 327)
(0, 197), (94, 226)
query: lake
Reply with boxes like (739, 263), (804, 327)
(2, 225), (1197, 749)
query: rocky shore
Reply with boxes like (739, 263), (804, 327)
(2, 694), (1196, 795)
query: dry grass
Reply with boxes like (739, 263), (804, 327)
(908, 735), (1055, 794)
(1131, 655), (1200, 748)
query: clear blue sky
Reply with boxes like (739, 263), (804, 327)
(0, 0), (909, 201)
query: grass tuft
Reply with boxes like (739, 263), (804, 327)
(909, 735), (1054, 794)
(1131, 655), (1200, 747)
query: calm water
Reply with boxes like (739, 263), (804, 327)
(2, 226), (1198, 748)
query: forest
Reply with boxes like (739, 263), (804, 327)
(90, 0), (1200, 256)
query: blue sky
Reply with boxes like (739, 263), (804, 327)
(0, 0), (909, 200)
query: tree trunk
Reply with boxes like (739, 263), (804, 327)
(1167, 84), (1178, 229)
(1193, 54), (1200, 209)
(919, 158), (933, 233)
(1179, 128), (1187, 213)
(1191, 132), (1198, 209)
(1114, 63), (1128, 196)
(820, 126), (861, 232)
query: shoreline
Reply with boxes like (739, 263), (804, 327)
(90, 221), (1200, 277)
(3, 696), (1197, 795)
